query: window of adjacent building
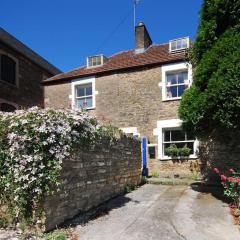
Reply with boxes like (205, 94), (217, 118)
(166, 71), (189, 99)
(0, 102), (16, 112)
(162, 128), (195, 156)
(0, 54), (17, 85)
(169, 37), (189, 52)
(75, 83), (93, 109)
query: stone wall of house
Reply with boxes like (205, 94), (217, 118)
(43, 137), (142, 231)
(44, 81), (71, 109)
(148, 158), (201, 178)
(0, 43), (53, 109)
(93, 66), (180, 144)
(44, 64), (197, 179)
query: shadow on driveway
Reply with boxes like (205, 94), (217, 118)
(190, 181), (231, 204)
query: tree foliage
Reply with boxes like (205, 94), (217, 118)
(191, 0), (240, 65)
(179, 0), (240, 139)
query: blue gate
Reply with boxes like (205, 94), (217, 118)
(141, 137), (148, 176)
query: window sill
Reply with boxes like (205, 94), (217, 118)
(159, 156), (198, 161)
(74, 107), (95, 111)
(162, 97), (181, 102)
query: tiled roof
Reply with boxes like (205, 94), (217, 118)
(43, 43), (186, 83)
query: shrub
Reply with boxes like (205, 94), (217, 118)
(165, 144), (191, 158)
(214, 168), (240, 207)
(165, 144), (179, 157)
(180, 29), (240, 138)
(0, 107), (99, 226)
(180, 0), (240, 140)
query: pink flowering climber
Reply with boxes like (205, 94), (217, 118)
(213, 168), (220, 174)
(229, 168), (235, 174)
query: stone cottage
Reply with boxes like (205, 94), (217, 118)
(0, 27), (61, 111)
(43, 22), (200, 177)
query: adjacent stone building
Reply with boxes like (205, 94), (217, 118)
(43, 22), (200, 177)
(0, 27), (61, 111)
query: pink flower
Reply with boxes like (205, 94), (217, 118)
(229, 168), (235, 174)
(227, 177), (238, 183)
(221, 175), (227, 181)
(213, 168), (220, 174)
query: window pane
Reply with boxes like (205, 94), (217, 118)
(86, 86), (92, 95)
(177, 40), (182, 49)
(167, 73), (177, 85)
(177, 72), (187, 84)
(85, 97), (93, 108)
(76, 84), (92, 97)
(76, 87), (85, 97)
(164, 131), (171, 142)
(171, 130), (185, 141)
(186, 132), (195, 141)
(76, 97), (93, 109)
(163, 143), (170, 155)
(171, 41), (177, 51)
(76, 98), (85, 108)
(1, 55), (16, 85)
(167, 86), (178, 98)
(181, 39), (188, 48)
(186, 142), (194, 154)
(178, 85), (187, 97)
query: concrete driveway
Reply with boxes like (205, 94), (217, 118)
(77, 184), (240, 240)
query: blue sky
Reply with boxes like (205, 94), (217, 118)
(1, 0), (202, 72)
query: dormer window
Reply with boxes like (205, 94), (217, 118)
(169, 37), (189, 52)
(87, 55), (107, 68)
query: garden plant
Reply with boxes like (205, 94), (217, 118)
(0, 107), (127, 231)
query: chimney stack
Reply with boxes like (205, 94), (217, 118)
(135, 21), (152, 53)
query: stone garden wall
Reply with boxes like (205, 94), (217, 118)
(43, 137), (141, 231)
(199, 136), (240, 175)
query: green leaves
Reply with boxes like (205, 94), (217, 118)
(179, 28), (240, 139)
(165, 144), (191, 158)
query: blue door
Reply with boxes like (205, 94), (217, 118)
(141, 137), (147, 176)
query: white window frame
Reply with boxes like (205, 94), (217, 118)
(169, 37), (189, 52)
(161, 62), (192, 101)
(120, 127), (140, 138)
(157, 119), (199, 160)
(87, 55), (104, 68)
(71, 76), (96, 110)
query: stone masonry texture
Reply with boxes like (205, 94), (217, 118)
(0, 43), (53, 109)
(43, 137), (142, 231)
(44, 64), (199, 178)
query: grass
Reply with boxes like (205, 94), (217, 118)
(40, 228), (78, 240)
(151, 171), (159, 178)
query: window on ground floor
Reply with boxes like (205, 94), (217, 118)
(157, 119), (198, 159)
(163, 128), (195, 156)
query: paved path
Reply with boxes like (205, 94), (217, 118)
(77, 184), (240, 240)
